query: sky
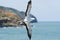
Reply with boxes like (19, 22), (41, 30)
(0, 0), (60, 21)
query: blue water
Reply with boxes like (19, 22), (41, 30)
(0, 21), (60, 40)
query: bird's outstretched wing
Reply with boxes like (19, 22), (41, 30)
(25, 0), (32, 17)
(23, 22), (32, 40)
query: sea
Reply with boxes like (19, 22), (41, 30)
(0, 21), (60, 40)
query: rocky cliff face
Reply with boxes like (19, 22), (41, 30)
(0, 6), (37, 23)
(29, 14), (37, 23)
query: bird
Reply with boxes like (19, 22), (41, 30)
(0, 0), (32, 40)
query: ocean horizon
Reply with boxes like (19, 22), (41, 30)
(0, 21), (60, 40)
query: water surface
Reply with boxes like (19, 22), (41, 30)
(0, 21), (60, 40)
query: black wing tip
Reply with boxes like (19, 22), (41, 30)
(28, 33), (31, 40)
(28, 0), (32, 4)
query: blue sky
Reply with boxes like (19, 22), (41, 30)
(0, 0), (60, 21)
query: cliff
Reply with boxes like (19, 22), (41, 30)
(0, 6), (37, 23)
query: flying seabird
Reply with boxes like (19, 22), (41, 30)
(0, 0), (32, 40)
